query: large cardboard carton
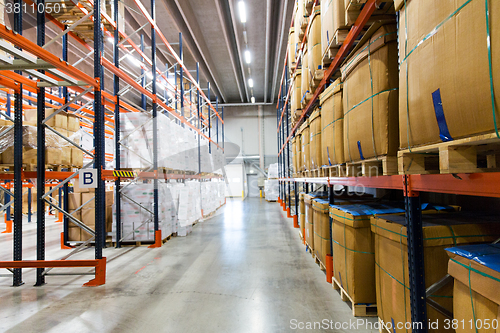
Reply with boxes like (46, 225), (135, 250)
(46, 148), (61, 165)
(447, 245), (500, 333)
(24, 108), (55, 127)
(304, 194), (315, 250)
(55, 111), (68, 130)
(312, 198), (330, 265)
(299, 193), (306, 237)
(80, 208), (96, 241)
(309, 108), (322, 169)
(372, 212), (500, 332)
(398, 0), (500, 149)
(71, 148), (83, 167)
(301, 49), (310, 108)
(308, 6), (322, 88)
(67, 114), (80, 132)
(320, 79), (344, 166)
(288, 27), (297, 70)
(292, 137), (297, 172)
(68, 192), (81, 210)
(81, 192), (96, 208)
(300, 120), (310, 171)
(341, 24), (399, 162)
(330, 203), (405, 304)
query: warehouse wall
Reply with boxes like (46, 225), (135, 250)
(222, 105), (278, 167)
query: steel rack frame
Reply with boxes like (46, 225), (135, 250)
(0, 0), (226, 287)
(275, 0), (500, 331)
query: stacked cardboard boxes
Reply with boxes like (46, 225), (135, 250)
(372, 212), (500, 331)
(0, 109), (82, 167)
(446, 244), (500, 333)
(67, 185), (114, 242)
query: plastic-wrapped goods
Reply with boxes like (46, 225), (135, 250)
(267, 163), (279, 179)
(264, 179), (279, 201)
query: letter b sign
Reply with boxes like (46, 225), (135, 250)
(79, 169), (98, 188)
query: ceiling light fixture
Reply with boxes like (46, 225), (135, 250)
(244, 50), (251, 64)
(248, 78), (253, 88)
(251, 97), (255, 103)
(238, 1), (246, 23)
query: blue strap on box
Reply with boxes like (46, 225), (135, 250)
(357, 141), (365, 160)
(432, 89), (453, 142)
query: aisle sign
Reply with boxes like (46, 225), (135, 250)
(79, 169), (98, 188)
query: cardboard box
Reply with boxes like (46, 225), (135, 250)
(80, 208), (95, 241)
(68, 226), (81, 241)
(372, 212), (500, 333)
(46, 148), (61, 165)
(81, 192), (95, 208)
(447, 245), (500, 333)
(71, 148), (83, 167)
(320, 79), (344, 166)
(308, 6), (322, 79)
(55, 111), (68, 129)
(61, 147), (71, 165)
(299, 193), (306, 237)
(68, 209), (82, 223)
(398, 0), (500, 149)
(24, 108), (55, 127)
(312, 198), (330, 265)
(304, 194), (315, 251)
(105, 190), (114, 206)
(330, 203), (405, 304)
(67, 114), (80, 132)
(68, 192), (81, 210)
(342, 24), (399, 162)
(299, 121), (310, 171)
(309, 108), (322, 169)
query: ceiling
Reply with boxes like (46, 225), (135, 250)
(122, 0), (295, 104)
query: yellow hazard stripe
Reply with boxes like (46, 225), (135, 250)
(113, 171), (137, 178)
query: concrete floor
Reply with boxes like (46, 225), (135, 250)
(0, 198), (378, 332)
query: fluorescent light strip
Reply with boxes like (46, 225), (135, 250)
(248, 78), (253, 88)
(245, 50), (251, 64)
(238, 1), (246, 23)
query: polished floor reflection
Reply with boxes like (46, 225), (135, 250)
(0, 198), (377, 332)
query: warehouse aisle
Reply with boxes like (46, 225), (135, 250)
(0, 199), (377, 332)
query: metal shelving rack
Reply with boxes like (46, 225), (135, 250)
(276, 0), (500, 331)
(0, 0), (225, 287)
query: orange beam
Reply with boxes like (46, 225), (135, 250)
(0, 24), (98, 88)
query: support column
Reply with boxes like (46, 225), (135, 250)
(404, 175), (427, 332)
(114, 0), (121, 248)
(35, 0), (45, 286)
(207, 82), (211, 154)
(94, 0), (105, 259)
(12, 0), (23, 287)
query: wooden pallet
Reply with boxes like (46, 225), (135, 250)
(346, 156), (398, 177)
(313, 254), (326, 272)
(398, 132), (500, 175)
(332, 276), (378, 317)
(319, 164), (347, 177)
(311, 69), (325, 88)
(378, 318), (392, 333)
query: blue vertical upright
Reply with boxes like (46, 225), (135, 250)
(62, 28), (69, 246)
(141, 34), (146, 111)
(94, 0), (105, 259)
(35, 0), (46, 286)
(114, 0), (122, 248)
(285, 65), (290, 211)
(12, 0), (23, 287)
(150, 0), (160, 244)
(179, 32), (184, 123)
